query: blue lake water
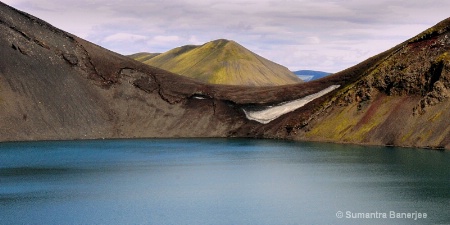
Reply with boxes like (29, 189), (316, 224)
(0, 139), (449, 225)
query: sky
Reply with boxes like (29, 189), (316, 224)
(3, 0), (450, 72)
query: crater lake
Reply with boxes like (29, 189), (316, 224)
(1, 139), (449, 225)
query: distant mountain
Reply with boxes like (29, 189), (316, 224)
(131, 39), (303, 86)
(128, 52), (160, 62)
(293, 70), (331, 81)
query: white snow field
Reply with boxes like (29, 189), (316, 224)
(243, 85), (340, 124)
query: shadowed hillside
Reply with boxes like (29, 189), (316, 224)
(132, 39), (303, 86)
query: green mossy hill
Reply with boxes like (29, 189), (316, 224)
(132, 39), (303, 86)
(128, 52), (161, 62)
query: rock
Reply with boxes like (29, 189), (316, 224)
(62, 53), (78, 65)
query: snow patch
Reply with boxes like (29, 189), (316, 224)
(243, 85), (340, 124)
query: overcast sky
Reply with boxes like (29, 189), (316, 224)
(4, 0), (450, 72)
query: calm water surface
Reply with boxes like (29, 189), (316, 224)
(0, 139), (449, 225)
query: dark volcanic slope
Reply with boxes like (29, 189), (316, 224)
(0, 2), (242, 141)
(295, 20), (450, 149)
(1, 2), (449, 150)
(0, 2), (329, 142)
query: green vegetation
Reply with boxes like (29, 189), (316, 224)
(428, 111), (442, 122)
(128, 52), (161, 62)
(409, 18), (450, 43)
(131, 39), (302, 86)
(306, 105), (359, 140)
(436, 52), (450, 63)
(307, 93), (392, 142)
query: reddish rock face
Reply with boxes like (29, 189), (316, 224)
(293, 19), (450, 150)
(0, 2), (449, 149)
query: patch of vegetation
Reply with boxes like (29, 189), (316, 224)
(307, 93), (393, 142)
(436, 52), (450, 63)
(401, 129), (414, 143)
(428, 111), (442, 122)
(409, 18), (450, 43)
(307, 104), (360, 140)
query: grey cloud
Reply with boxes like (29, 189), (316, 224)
(3, 0), (450, 72)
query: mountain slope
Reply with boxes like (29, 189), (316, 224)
(1, 2), (449, 150)
(133, 39), (303, 86)
(0, 2), (329, 142)
(128, 52), (161, 62)
(0, 2), (240, 141)
(219, 18), (450, 150)
(297, 22), (450, 149)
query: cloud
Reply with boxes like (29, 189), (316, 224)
(188, 35), (203, 45)
(152, 35), (181, 43)
(104, 33), (148, 43)
(3, 0), (450, 72)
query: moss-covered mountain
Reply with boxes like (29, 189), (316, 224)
(130, 39), (303, 86)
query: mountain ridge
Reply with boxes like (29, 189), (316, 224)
(128, 52), (161, 62)
(131, 39), (303, 86)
